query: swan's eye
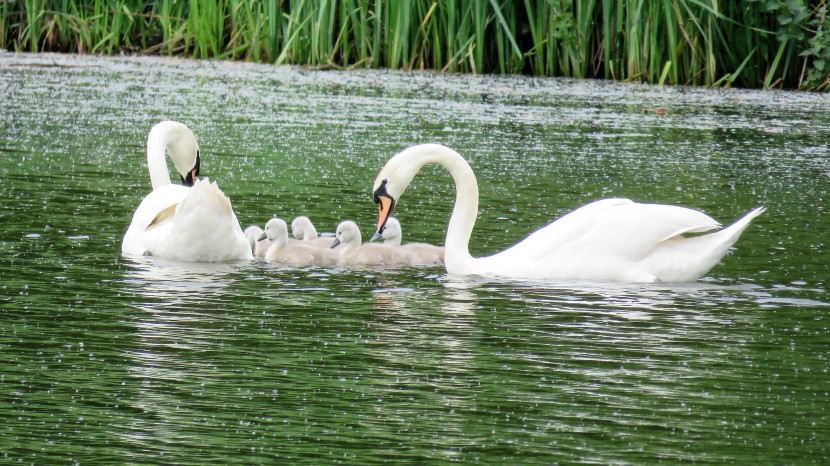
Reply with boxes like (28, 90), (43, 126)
(373, 180), (389, 204)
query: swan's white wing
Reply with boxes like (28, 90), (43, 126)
(122, 184), (189, 255)
(502, 198), (636, 256)
(478, 199), (720, 279)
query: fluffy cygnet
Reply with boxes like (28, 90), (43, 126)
(260, 218), (337, 267)
(291, 216), (335, 248)
(380, 217), (445, 265)
(244, 224), (270, 258)
(331, 220), (414, 267)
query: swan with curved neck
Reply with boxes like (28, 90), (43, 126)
(372, 143), (764, 283)
(121, 121), (253, 262)
(145, 121), (201, 188)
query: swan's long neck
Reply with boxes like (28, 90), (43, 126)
(414, 147), (479, 274)
(147, 126), (172, 189)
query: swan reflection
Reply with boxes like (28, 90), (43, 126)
(120, 255), (248, 303)
(367, 274), (479, 452)
(116, 256), (256, 454)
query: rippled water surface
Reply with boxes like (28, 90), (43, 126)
(1, 52), (829, 463)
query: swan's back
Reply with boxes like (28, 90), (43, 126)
(500, 199), (717, 260)
(477, 199), (762, 282)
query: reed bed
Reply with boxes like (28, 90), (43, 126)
(1, 0), (828, 90)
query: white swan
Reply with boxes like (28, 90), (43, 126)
(121, 121), (253, 262)
(372, 143), (765, 283)
(291, 216), (335, 248)
(331, 220), (414, 267)
(244, 225), (270, 258)
(378, 217), (445, 265)
(260, 218), (337, 266)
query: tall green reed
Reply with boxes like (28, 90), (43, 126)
(1, 0), (827, 90)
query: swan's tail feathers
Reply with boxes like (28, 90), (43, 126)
(646, 206), (765, 282)
(712, 206), (765, 249)
(659, 222), (720, 242)
(181, 177), (234, 217)
(729, 206), (766, 232)
(179, 178), (233, 228)
(707, 205), (765, 256)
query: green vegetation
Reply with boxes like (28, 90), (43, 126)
(1, 0), (828, 90)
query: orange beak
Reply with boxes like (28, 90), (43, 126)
(376, 195), (394, 235)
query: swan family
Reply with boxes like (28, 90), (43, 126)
(123, 122), (764, 283)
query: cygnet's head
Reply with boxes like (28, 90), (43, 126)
(331, 220), (361, 249)
(260, 218), (289, 243)
(291, 216), (319, 240)
(244, 225), (264, 250)
(380, 217), (402, 243)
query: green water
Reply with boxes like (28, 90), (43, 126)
(1, 53), (828, 463)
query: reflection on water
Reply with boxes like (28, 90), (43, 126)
(364, 272), (830, 461)
(118, 258), (247, 458)
(434, 276), (828, 462)
(1, 53), (829, 463)
(121, 256), (245, 304)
